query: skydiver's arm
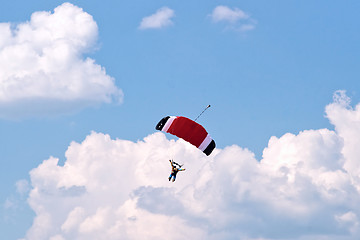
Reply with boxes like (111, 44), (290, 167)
(179, 168), (186, 171)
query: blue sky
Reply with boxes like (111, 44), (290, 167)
(1, 1), (360, 239)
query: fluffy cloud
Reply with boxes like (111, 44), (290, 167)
(139, 7), (175, 30)
(0, 3), (122, 118)
(210, 6), (256, 32)
(23, 91), (360, 240)
(211, 5), (249, 23)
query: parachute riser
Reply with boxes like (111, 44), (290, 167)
(194, 105), (211, 122)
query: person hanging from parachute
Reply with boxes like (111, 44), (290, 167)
(156, 105), (215, 182)
(168, 159), (185, 182)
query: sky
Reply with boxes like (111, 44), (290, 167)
(0, 0), (360, 239)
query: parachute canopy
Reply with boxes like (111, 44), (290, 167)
(156, 116), (216, 156)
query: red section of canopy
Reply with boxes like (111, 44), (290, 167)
(167, 116), (207, 148)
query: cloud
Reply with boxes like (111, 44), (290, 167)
(22, 91), (360, 240)
(139, 7), (175, 30)
(0, 3), (123, 119)
(211, 5), (249, 23)
(3, 179), (30, 223)
(16, 179), (30, 196)
(210, 6), (256, 32)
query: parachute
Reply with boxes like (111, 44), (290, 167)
(156, 116), (216, 156)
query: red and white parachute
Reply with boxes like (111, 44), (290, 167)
(155, 116), (216, 156)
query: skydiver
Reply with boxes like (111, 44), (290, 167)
(168, 160), (185, 182)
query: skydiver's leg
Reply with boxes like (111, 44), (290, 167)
(169, 174), (172, 181)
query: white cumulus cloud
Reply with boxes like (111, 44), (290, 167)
(211, 5), (249, 23)
(23, 91), (360, 240)
(210, 6), (256, 32)
(0, 3), (123, 119)
(139, 7), (175, 30)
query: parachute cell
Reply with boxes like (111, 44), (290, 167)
(156, 116), (216, 156)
